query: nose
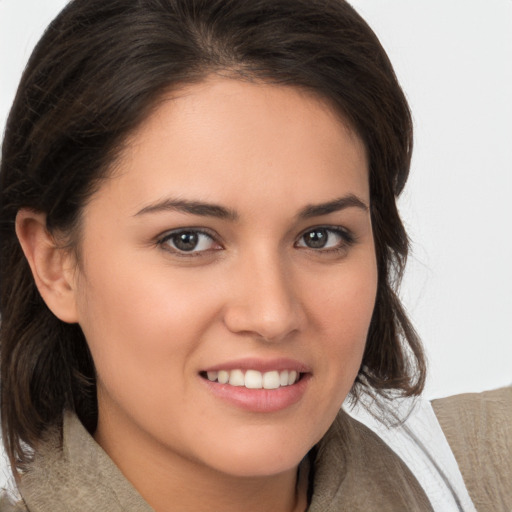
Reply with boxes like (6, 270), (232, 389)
(223, 253), (305, 342)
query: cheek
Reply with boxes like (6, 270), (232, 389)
(316, 250), (377, 332)
(73, 251), (241, 416)
(311, 254), (378, 382)
(73, 257), (206, 380)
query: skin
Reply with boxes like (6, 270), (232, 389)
(17, 77), (377, 512)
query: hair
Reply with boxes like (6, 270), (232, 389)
(0, 0), (425, 474)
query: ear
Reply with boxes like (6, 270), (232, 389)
(15, 209), (79, 323)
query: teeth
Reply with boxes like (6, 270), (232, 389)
(229, 369), (245, 386)
(263, 371), (280, 390)
(245, 370), (263, 389)
(218, 370), (229, 384)
(205, 369), (301, 389)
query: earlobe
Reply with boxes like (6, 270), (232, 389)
(15, 209), (79, 324)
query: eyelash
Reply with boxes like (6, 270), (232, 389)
(157, 226), (356, 257)
(295, 226), (356, 254)
(158, 228), (221, 257)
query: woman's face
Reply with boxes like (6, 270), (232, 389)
(71, 77), (377, 479)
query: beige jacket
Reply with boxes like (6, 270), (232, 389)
(1, 387), (510, 511)
(432, 386), (512, 511)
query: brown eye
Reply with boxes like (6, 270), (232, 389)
(174, 232), (200, 251)
(161, 230), (218, 253)
(302, 228), (329, 248)
(296, 227), (353, 251)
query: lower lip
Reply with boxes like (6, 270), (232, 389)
(201, 375), (310, 413)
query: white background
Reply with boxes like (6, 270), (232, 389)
(0, 0), (511, 405)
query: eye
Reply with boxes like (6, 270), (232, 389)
(159, 229), (220, 254)
(296, 227), (353, 251)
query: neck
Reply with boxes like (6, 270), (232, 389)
(142, 465), (307, 512)
(95, 412), (309, 512)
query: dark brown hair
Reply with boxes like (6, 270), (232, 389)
(0, 0), (424, 473)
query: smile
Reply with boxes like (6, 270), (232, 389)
(203, 369), (300, 389)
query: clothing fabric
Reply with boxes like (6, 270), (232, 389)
(346, 396), (477, 511)
(307, 410), (434, 511)
(0, 411), (434, 512)
(432, 387), (512, 512)
(0, 387), (510, 512)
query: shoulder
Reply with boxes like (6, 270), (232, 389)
(432, 386), (512, 511)
(309, 411), (434, 511)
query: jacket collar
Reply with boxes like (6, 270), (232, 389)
(19, 410), (433, 512)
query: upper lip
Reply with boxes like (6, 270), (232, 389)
(201, 357), (311, 374)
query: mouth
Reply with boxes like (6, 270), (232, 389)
(200, 369), (303, 390)
(199, 359), (311, 412)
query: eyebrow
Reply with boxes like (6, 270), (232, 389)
(297, 194), (369, 219)
(135, 198), (239, 221)
(134, 194), (368, 221)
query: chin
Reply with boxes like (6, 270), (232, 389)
(195, 428), (317, 479)
(212, 450), (306, 479)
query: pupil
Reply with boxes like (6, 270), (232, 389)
(305, 229), (327, 248)
(175, 232), (198, 251)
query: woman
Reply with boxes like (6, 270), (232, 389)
(0, 0), (510, 511)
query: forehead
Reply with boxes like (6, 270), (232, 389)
(91, 77), (369, 217)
